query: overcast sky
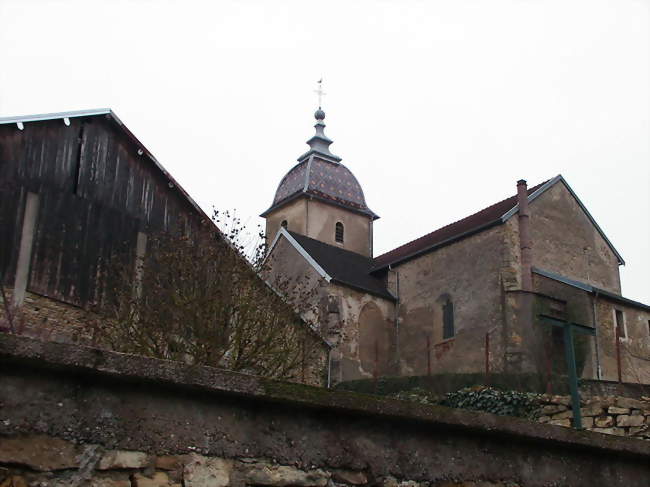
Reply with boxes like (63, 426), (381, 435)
(1, 0), (648, 302)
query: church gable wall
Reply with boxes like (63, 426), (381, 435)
(527, 182), (621, 293)
(393, 224), (506, 376)
(263, 235), (327, 325)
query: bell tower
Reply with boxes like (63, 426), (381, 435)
(261, 89), (378, 257)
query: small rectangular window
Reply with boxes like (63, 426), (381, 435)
(615, 309), (626, 339)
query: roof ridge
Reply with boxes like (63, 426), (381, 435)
(373, 179), (549, 267)
(0, 108), (112, 124)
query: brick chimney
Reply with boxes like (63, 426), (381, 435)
(517, 179), (532, 292)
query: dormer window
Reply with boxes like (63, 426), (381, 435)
(335, 222), (344, 243)
(281, 220), (288, 229)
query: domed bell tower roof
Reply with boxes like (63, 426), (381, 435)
(261, 108), (378, 220)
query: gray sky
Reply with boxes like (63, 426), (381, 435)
(1, 0), (648, 302)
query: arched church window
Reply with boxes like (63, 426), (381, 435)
(335, 222), (344, 243)
(442, 298), (455, 339)
(281, 220), (288, 229)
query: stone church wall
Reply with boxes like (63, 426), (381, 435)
(527, 181), (621, 293)
(326, 284), (395, 382)
(592, 296), (650, 384)
(2, 333), (649, 487)
(393, 225), (506, 377)
(263, 235), (396, 384)
(532, 273), (650, 385)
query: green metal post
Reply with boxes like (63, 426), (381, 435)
(539, 314), (595, 430)
(563, 325), (582, 429)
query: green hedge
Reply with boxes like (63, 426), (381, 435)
(440, 386), (540, 418)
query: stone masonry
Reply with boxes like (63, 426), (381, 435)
(1, 443), (527, 487)
(536, 394), (650, 439)
(2, 333), (650, 487)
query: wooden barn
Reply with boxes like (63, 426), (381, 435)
(0, 109), (329, 384)
(0, 109), (206, 311)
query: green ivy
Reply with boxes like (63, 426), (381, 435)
(391, 387), (440, 405)
(440, 386), (541, 419)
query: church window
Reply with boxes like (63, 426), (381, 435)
(335, 222), (344, 243)
(281, 220), (288, 229)
(442, 299), (454, 339)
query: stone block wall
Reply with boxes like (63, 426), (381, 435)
(2, 334), (650, 487)
(580, 378), (650, 399)
(0, 291), (329, 387)
(1, 442), (525, 487)
(0, 289), (99, 346)
(536, 394), (650, 439)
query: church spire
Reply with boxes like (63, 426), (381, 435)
(298, 79), (342, 162)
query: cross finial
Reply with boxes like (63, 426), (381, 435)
(314, 78), (326, 109)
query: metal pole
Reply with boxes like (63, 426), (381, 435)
(616, 324), (622, 383)
(545, 337), (553, 395)
(484, 332), (490, 384)
(563, 325), (583, 429)
(326, 348), (332, 388)
(301, 338), (306, 384)
(426, 335), (431, 376)
(373, 339), (379, 394)
(591, 291), (602, 379)
(374, 339), (378, 379)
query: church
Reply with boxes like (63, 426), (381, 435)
(262, 105), (650, 386)
(1, 105), (648, 389)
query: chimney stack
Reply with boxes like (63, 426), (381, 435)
(517, 179), (533, 292)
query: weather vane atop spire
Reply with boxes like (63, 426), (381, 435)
(314, 77), (326, 109)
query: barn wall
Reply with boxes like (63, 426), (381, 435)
(1, 116), (330, 386)
(0, 116), (204, 311)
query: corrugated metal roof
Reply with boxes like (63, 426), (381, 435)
(0, 108), (112, 125)
(533, 267), (650, 311)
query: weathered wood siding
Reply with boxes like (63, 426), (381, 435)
(0, 115), (204, 308)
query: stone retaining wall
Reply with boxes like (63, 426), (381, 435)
(580, 378), (650, 399)
(1, 333), (650, 487)
(536, 394), (650, 439)
(0, 442), (526, 487)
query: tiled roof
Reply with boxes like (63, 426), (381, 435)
(261, 157), (378, 219)
(288, 231), (394, 300)
(372, 180), (549, 269)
